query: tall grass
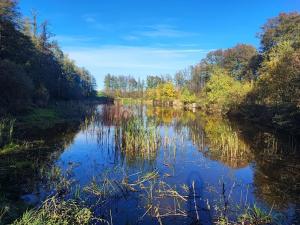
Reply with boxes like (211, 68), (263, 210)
(118, 117), (160, 160)
(12, 196), (105, 225)
(0, 118), (15, 148)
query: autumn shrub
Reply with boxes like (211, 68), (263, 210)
(180, 87), (197, 104)
(201, 67), (252, 113)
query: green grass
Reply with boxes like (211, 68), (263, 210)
(0, 143), (21, 154)
(115, 97), (153, 106)
(16, 102), (94, 130)
(12, 198), (94, 225)
(18, 108), (60, 129)
(97, 91), (107, 97)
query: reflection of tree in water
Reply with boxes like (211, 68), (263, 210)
(199, 115), (253, 169)
(233, 120), (300, 210)
(184, 113), (299, 220)
(83, 105), (300, 216)
(145, 106), (299, 215)
(146, 106), (185, 125)
(154, 108), (253, 169)
(0, 120), (93, 223)
(0, 104), (100, 223)
(90, 105), (159, 169)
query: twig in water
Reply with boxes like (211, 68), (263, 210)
(192, 181), (200, 222)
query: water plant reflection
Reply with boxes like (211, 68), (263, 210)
(1, 104), (299, 224)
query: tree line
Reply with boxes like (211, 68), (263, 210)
(104, 12), (300, 115)
(103, 43), (259, 104)
(0, 0), (97, 114)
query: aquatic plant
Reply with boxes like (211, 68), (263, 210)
(238, 204), (273, 225)
(12, 196), (108, 225)
(0, 118), (15, 148)
(203, 116), (253, 168)
(118, 117), (160, 161)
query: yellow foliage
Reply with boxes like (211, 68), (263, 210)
(202, 67), (252, 113)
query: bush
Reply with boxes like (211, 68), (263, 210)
(180, 87), (197, 104)
(202, 67), (252, 113)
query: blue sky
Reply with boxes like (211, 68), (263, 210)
(19, 0), (299, 89)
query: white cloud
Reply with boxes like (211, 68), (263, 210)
(137, 24), (195, 38)
(82, 14), (108, 30)
(82, 14), (96, 23)
(122, 35), (140, 41)
(62, 45), (210, 88)
(53, 35), (101, 47)
(55, 35), (98, 44)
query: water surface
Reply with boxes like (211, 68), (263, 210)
(1, 104), (299, 224)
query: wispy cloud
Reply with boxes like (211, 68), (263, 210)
(62, 45), (211, 88)
(82, 14), (97, 23)
(54, 35), (100, 46)
(122, 35), (140, 41)
(82, 14), (108, 30)
(137, 24), (195, 38)
(81, 16), (196, 40)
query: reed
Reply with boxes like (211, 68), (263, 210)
(118, 117), (160, 160)
(0, 118), (15, 148)
(12, 195), (109, 225)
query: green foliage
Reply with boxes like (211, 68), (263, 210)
(251, 42), (300, 106)
(259, 12), (300, 52)
(158, 82), (177, 100)
(0, 0), (97, 113)
(12, 198), (93, 225)
(0, 60), (33, 111)
(104, 74), (144, 98)
(120, 117), (159, 160)
(222, 44), (259, 81)
(145, 82), (178, 101)
(238, 204), (272, 225)
(180, 87), (197, 104)
(0, 118), (15, 148)
(147, 75), (163, 88)
(20, 108), (58, 128)
(202, 67), (252, 113)
(97, 91), (106, 97)
(174, 71), (187, 88)
(247, 13), (300, 108)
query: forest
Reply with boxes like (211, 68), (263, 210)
(0, 0), (97, 115)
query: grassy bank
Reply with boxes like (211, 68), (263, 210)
(0, 100), (100, 155)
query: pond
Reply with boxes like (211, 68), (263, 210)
(0, 104), (299, 224)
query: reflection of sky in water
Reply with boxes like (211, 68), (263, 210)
(52, 105), (299, 224)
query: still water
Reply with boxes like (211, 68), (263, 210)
(0, 104), (299, 224)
